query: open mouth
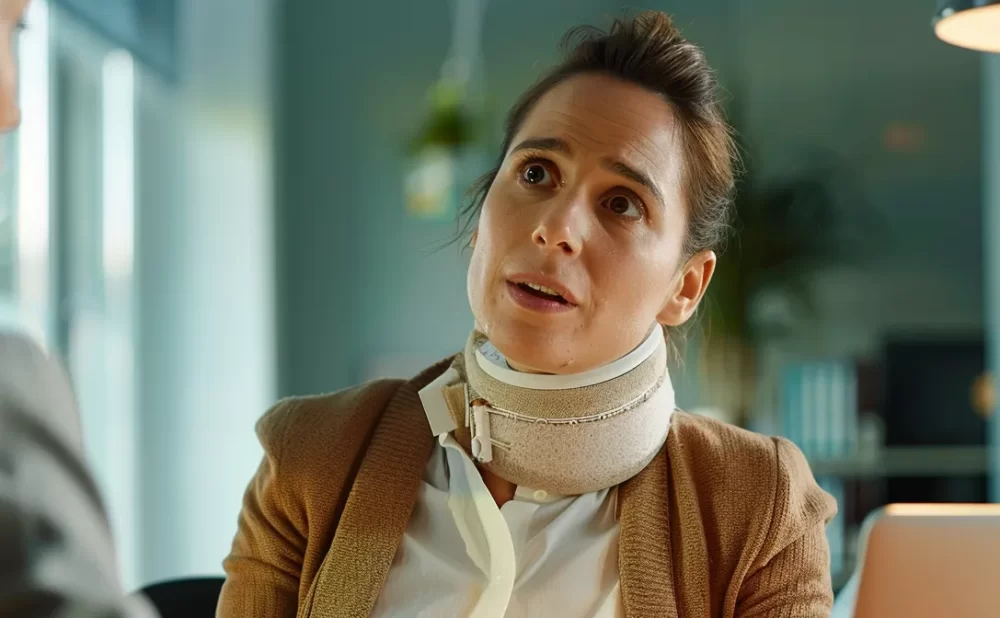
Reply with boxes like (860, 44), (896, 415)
(514, 281), (569, 305)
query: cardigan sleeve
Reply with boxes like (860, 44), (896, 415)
(736, 437), (838, 618)
(217, 399), (306, 618)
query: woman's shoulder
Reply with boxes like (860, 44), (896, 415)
(255, 379), (404, 460)
(668, 410), (837, 545)
(668, 413), (837, 611)
(669, 410), (824, 489)
(254, 357), (455, 471)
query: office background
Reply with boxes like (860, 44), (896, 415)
(3, 0), (998, 595)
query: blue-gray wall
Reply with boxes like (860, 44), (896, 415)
(276, 0), (743, 401)
(276, 0), (984, 408)
(137, 0), (275, 585)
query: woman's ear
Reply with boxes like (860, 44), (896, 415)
(657, 250), (716, 327)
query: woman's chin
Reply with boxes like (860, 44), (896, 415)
(486, 329), (588, 375)
(503, 353), (559, 375)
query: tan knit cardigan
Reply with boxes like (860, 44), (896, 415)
(217, 359), (837, 618)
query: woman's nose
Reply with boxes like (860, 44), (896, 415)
(531, 197), (588, 256)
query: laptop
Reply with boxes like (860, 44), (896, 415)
(853, 504), (1000, 618)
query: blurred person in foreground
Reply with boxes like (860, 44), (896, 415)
(0, 1), (154, 615)
(219, 11), (837, 617)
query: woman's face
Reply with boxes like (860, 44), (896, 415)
(0, 0), (28, 132)
(467, 73), (716, 374)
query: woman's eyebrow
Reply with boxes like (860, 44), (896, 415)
(601, 158), (665, 207)
(510, 136), (572, 155)
(510, 136), (665, 207)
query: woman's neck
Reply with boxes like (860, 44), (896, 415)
(477, 463), (517, 508)
(479, 326), (663, 389)
(504, 358), (549, 374)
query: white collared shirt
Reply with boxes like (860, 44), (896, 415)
(371, 433), (625, 618)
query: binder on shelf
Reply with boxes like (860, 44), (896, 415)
(781, 359), (859, 460)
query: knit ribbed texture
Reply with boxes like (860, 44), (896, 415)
(218, 361), (837, 618)
(215, 370), (431, 618)
(618, 439), (677, 616)
(303, 377), (436, 617)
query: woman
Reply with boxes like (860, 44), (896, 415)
(218, 11), (836, 618)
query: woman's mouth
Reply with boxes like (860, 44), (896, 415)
(506, 280), (576, 313)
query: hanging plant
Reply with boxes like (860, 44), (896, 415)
(404, 0), (490, 221)
(407, 82), (479, 155)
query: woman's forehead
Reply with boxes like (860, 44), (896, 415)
(512, 74), (685, 188)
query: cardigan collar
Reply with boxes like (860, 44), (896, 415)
(305, 359), (680, 618)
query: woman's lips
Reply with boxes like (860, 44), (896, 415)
(505, 273), (580, 305)
(505, 280), (577, 313)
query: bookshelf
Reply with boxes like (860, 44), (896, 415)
(809, 445), (990, 478)
(768, 338), (992, 595)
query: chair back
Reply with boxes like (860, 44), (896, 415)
(136, 576), (225, 618)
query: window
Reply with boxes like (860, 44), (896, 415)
(7, 1), (142, 589)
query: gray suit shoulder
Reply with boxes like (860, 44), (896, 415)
(0, 332), (83, 454)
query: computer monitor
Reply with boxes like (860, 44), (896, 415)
(853, 504), (1000, 618)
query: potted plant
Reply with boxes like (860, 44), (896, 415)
(699, 120), (874, 426)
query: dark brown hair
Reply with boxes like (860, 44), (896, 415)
(459, 11), (737, 256)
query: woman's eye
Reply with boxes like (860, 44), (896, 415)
(520, 163), (552, 186)
(604, 194), (643, 219)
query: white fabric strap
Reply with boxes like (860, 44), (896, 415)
(418, 367), (461, 436)
(474, 326), (663, 390)
(470, 403), (493, 463)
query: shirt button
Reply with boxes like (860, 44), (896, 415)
(533, 489), (548, 501)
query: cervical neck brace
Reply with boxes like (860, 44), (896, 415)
(419, 328), (676, 496)
(474, 325), (665, 390)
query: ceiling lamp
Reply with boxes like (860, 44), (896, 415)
(934, 1), (1000, 53)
